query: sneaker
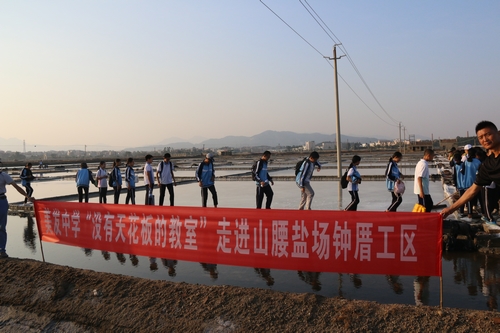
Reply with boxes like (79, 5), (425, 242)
(461, 217), (473, 222)
(0, 252), (8, 258)
(481, 216), (492, 223)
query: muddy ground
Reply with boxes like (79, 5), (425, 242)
(0, 258), (500, 332)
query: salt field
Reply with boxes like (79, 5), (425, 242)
(3, 151), (500, 311)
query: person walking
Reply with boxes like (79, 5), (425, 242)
(459, 147), (482, 221)
(0, 169), (35, 258)
(254, 151), (274, 209)
(111, 159), (122, 204)
(96, 161), (108, 204)
(414, 149), (435, 213)
(344, 155), (362, 211)
(144, 154), (155, 205)
(385, 152), (404, 212)
(195, 153), (218, 208)
(75, 162), (93, 203)
(125, 157), (136, 205)
(156, 153), (176, 206)
(296, 151), (321, 210)
(20, 162), (35, 205)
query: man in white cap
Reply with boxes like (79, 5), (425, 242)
(195, 153), (218, 207)
(462, 144), (473, 162)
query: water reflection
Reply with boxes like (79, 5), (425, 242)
(414, 276), (430, 306)
(129, 254), (139, 267)
(23, 216), (37, 253)
(116, 253), (126, 265)
(200, 263), (218, 280)
(161, 259), (178, 277)
(386, 275), (404, 295)
(350, 273), (362, 289)
(149, 257), (158, 271)
(101, 251), (111, 261)
(254, 268), (274, 286)
(297, 271), (321, 291)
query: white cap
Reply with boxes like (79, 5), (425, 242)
(206, 153), (214, 159)
(464, 144), (472, 150)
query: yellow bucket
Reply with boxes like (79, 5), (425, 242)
(412, 203), (426, 213)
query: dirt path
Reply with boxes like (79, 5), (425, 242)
(0, 258), (499, 332)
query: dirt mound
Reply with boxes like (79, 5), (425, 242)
(0, 258), (500, 332)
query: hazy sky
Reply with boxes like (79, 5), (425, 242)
(2, 1), (499, 150)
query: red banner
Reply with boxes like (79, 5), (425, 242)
(34, 201), (442, 276)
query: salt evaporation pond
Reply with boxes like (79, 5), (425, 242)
(5, 173), (500, 312)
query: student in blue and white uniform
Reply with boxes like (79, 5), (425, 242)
(196, 153), (218, 207)
(75, 162), (93, 203)
(96, 161), (108, 204)
(125, 157), (136, 205)
(296, 151), (321, 210)
(254, 151), (274, 209)
(111, 158), (122, 204)
(344, 155), (362, 211)
(385, 152), (403, 212)
(460, 147), (482, 221)
(156, 153), (176, 206)
(20, 162), (35, 205)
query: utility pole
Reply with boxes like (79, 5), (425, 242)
(325, 45), (344, 210)
(399, 122), (402, 152)
(403, 127), (406, 154)
(324, 45), (343, 178)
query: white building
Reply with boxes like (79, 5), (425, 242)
(304, 141), (315, 151)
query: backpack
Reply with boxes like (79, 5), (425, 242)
(294, 158), (307, 176)
(340, 170), (349, 189)
(251, 160), (259, 181)
(158, 161), (174, 178)
(108, 169), (115, 187)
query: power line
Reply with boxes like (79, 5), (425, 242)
(260, 0), (398, 128)
(299, 0), (400, 125)
(259, 0), (325, 59)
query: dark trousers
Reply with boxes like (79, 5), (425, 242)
(99, 187), (107, 204)
(201, 185), (218, 207)
(345, 191), (360, 211)
(417, 194), (434, 213)
(459, 189), (478, 216)
(145, 185), (154, 205)
(77, 186), (89, 203)
(387, 192), (402, 212)
(481, 186), (498, 220)
(24, 183), (33, 203)
(126, 187), (135, 205)
(159, 183), (174, 206)
(256, 185), (273, 209)
(0, 198), (8, 252)
(113, 186), (121, 204)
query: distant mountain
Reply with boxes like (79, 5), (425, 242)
(154, 130), (382, 149)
